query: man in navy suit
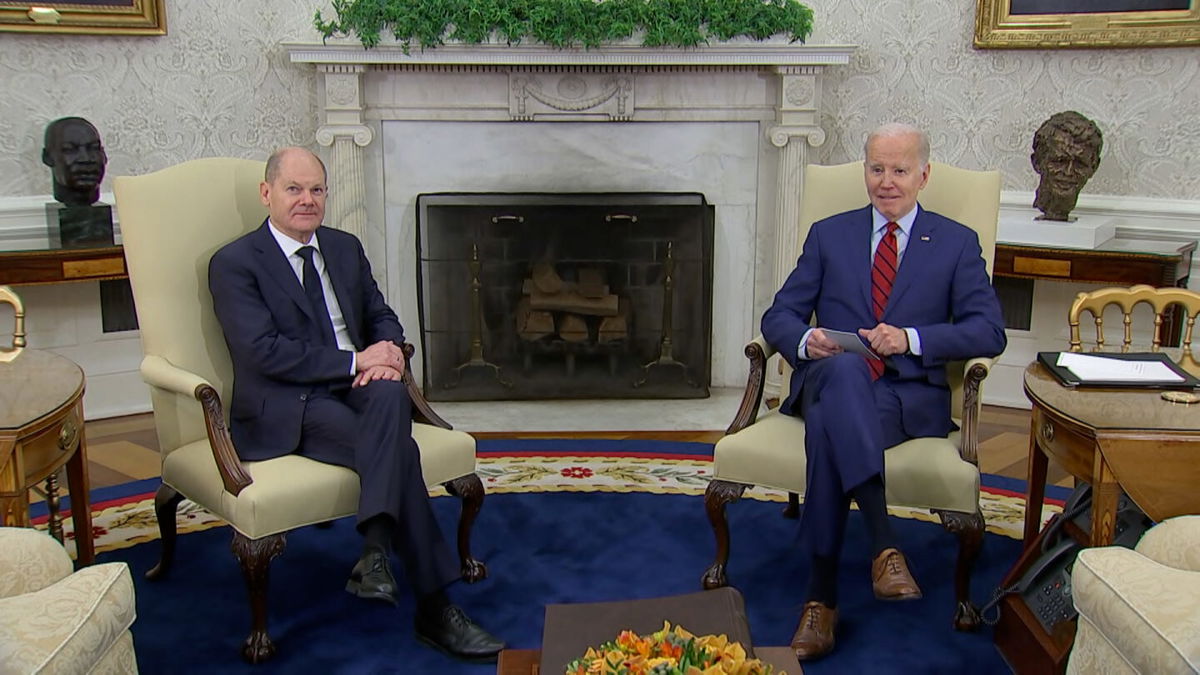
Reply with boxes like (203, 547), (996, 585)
(209, 147), (503, 663)
(762, 124), (1007, 660)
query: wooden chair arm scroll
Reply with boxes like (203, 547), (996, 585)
(725, 336), (775, 434)
(956, 356), (995, 466)
(140, 354), (253, 496)
(194, 384), (254, 496)
(401, 342), (453, 430)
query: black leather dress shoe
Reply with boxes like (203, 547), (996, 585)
(414, 605), (505, 663)
(345, 549), (398, 605)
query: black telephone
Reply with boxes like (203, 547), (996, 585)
(982, 483), (1153, 631)
(1016, 537), (1081, 633)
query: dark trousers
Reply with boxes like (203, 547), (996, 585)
(297, 379), (459, 596)
(796, 353), (910, 560)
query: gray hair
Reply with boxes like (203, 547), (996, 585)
(864, 123), (930, 168)
(264, 147), (327, 184)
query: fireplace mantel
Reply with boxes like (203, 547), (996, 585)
(287, 40), (854, 67)
(286, 40), (854, 389)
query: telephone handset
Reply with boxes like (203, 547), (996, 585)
(1016, 538), (1081, 633)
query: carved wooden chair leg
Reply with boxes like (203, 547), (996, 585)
(701, 479), (746, 589)
(937, 509), (985, 631)
(231, 531), (286, 664)
(145, 484), (184, 581)
(444, 473), (487, 583)
(784, 492), (801, 519)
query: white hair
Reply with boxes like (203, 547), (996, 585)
(864, 123), (930, 168)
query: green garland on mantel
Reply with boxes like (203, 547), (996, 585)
(314, 0), (814, 52)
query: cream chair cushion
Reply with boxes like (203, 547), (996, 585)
(1067, 516), (1200, 674)
(163, 424), (476, 539)
(0, 528), (138, 675)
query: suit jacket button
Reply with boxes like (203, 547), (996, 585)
(299, 394), (307, 401)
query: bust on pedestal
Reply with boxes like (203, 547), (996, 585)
(999, 111), (1111, 249)
(42, 117), (113, 249)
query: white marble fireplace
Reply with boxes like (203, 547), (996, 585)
(287, 40), (853, 393)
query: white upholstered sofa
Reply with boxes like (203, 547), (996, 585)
(1068, 515), (1200, 673)
(0, 527), (137, 674)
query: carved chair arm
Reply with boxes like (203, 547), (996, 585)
(401, 342), (452, 429)
(725, 335), (776, 434)
(955, 356), (996, 466)
(140, 355), (253, 496)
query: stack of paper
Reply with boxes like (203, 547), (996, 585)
(1056, 352), (1184, 383)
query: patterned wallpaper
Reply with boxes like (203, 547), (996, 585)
(0, 1), (327, 198)
(0, 0), (1197, 199)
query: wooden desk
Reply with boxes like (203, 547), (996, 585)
(497, 646), (800, 674)
(0, 349), (95, 565)
(1021, 360), (1200, 548)
(0, 245), (127, 286)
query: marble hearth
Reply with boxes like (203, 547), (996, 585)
(288, 40), (854, 393)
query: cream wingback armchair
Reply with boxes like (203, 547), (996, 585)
(0, 527), (138, 674)
(1068, 515), (1200, 673)
(113, 158), (487, 663)
(701, 161), (1002, 630)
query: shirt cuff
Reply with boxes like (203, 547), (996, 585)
(904, 327), (922, 355)
(797, 328), (814, 360)
(347, 350), (356, 375)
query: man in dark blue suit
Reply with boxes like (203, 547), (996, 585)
(762, 124), (1007, 660)
(208, 147), (503, 663)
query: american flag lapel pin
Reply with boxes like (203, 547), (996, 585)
(920, 235), (931, 241)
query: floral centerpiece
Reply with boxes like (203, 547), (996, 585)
(564, 621), (783, 674)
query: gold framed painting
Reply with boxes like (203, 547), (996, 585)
(975, 0), (1200, 48)
(0, 0), (166, 35)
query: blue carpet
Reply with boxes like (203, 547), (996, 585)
(91, 439), (1025, 674)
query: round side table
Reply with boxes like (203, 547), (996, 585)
(0, 349), (95, 565)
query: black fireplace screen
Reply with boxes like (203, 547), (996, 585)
(416, 193), (714, 401)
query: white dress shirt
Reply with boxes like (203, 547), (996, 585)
(267, 221), (356, 374)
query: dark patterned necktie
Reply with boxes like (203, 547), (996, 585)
(296, 246), (336, 346)
(868, 222), (899, 380)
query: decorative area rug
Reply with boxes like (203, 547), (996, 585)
(38, 439), (1064, 558)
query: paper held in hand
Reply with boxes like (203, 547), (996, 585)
(823, 329), (881, 360)
(1056, 352), (1184, 383)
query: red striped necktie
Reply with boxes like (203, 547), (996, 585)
(868, 221), (900, 380)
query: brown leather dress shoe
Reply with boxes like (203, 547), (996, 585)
(790, 601), (837, 661)
(872, 547), (922, 600)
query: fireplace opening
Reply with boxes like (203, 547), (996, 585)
(416, 193), (714, 401)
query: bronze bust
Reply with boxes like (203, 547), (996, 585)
(42, 117), (107, 207)
(1030, 111), (1103, 222)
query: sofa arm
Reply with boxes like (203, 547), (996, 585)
(1071, 546), (1200, 673)
(1135, 515), (1200, 573)
(0, 528), (74, 598)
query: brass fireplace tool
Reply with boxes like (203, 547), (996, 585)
(634, 241), (695, 388)
(447, 243), (511, 388)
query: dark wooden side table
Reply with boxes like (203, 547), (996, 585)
(0, 349), (96, 565)
(0, 245), (127, 286)
(497, 646), (800, 674)
(994, 237), (1196, 342)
